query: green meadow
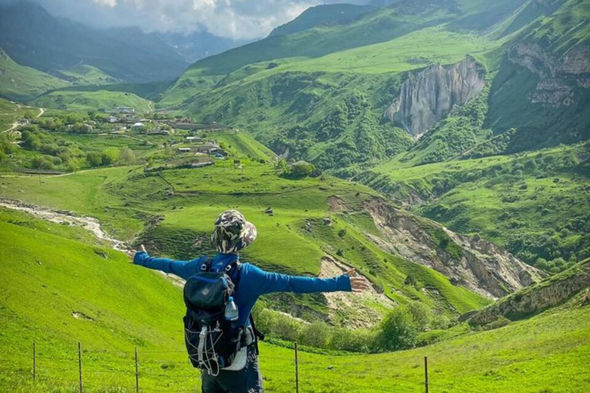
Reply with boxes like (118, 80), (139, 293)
(32, 90), (153, 113)
(362, 142), (590, 272)
(0, 50), (69, 102)
(1, 207), (588, 393)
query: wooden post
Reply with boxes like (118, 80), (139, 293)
(78, 342), (83, 393)
(135, 347), (139, 393)
(294, 342), (299, 393)
(32, 341), (36, 382)
(424, 356), (429, 393)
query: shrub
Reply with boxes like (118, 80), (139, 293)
(299, 321), (330, 348)
(374, 307), (417, 351)
(273, 313), (301, 342)
(86, 152), (104, 167)
(329, 328), (374, 352)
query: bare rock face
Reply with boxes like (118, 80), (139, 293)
(508, 43), (590, 107)
(466, 259), (590, 326)
(361, 197), (544, 299)
(384, 56), (486, 138)
(319, 255), (394, 328)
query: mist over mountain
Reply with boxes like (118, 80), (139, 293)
(0, 1), (250, 82)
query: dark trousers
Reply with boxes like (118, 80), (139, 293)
(201, 346), (264, 393)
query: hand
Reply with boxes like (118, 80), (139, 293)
(128, 244), (147, 264)
(344, 268), (371, 293)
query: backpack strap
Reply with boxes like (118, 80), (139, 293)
(199, 257), (213, 272)
(231, 262), (264, 354)
(203, 257), (265, 352)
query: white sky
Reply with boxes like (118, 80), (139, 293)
(11, 0), (370, 40)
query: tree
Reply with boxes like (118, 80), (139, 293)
(119, 147), (136, 164)
(374, 307), (417, 351)
(299, 321), (330, 348)
(287, 161), (316, 179)
(86, 152), (104, 167)
(102, 147), (120, 165)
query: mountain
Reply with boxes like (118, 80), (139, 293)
(0, 1), (189, 83)
(159, 30), (250, 64)
(162, 0), (589, 165)
(269, 4), (374, 37)
(0, 49), (69, 101)
(154, 0), (589, 274)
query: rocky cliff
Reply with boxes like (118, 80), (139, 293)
(359, 197), (544, 299)
(384, 56), (486, 138)
(507, 43), (590, 107)
(465, 258), (590, 326)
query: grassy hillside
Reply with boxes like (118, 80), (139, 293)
(32, 90), (152, 112)
(0, 158), (489, 317)
(0, 98), (38, 131)
(157, 0), (579, 173)
(361, 142), (590, 272)
(269, 4), (373, 37)
(1, 207), (589, 393)
(58, 64), (120, 85)
(0, 127), (492, 322)
(0, 49), (69, 102)
(485, 0), (590, 150)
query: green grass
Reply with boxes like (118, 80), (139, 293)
(214, 131), (276, 161)
(0, 50), (69, 102)
(32, 90), (152, 113)
(0, 143), (490, 319)
(58, 65), (119, 86)
(1, 208), (589, 392)
(362, 143), (590, 270)
(0, 98), (37, 131)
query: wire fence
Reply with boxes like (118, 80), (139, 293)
(11, 341), (430, 393)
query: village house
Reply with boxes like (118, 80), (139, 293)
(177, 147), (192, 153)
(194, 143), (220, 154)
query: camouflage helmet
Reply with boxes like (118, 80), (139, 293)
(211, 210), (257, 254)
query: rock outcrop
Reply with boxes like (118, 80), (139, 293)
(361, 197), (544, 299)
(319, 255), (394, 328)
(384, 56), (486, 138)
(466, 259), (590, 326)
(508, 43), (590, 107)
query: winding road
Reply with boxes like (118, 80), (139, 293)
(2, 107), (44, 134)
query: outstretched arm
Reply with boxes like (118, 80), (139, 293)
(246, 264), (370, 296)
(131, 245), (201, 280)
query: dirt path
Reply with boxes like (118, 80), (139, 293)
(2, 107), (44, 133)
(0, 198), (188, 287)
(0, 198), (129, 252)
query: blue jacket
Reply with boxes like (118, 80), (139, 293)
(133, 252), (352, 326)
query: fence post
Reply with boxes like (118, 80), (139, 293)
(135, 347), (139, 393)
(78, 342), (83, 393)
(424, 356), (429, 393)
(32, 341), (36, 382)
(294, 342), (299, 393)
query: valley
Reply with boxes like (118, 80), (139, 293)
(0, 0), (588, 392)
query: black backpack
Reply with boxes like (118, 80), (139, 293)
(182, 258), (263, 374)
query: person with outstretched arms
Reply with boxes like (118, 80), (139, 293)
(131, 210), (370, 393)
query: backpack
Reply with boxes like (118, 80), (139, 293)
(182, 258), (262, 375)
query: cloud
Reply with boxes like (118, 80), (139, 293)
(93, 0), (117, 7)
(16, 0), (369, 40)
